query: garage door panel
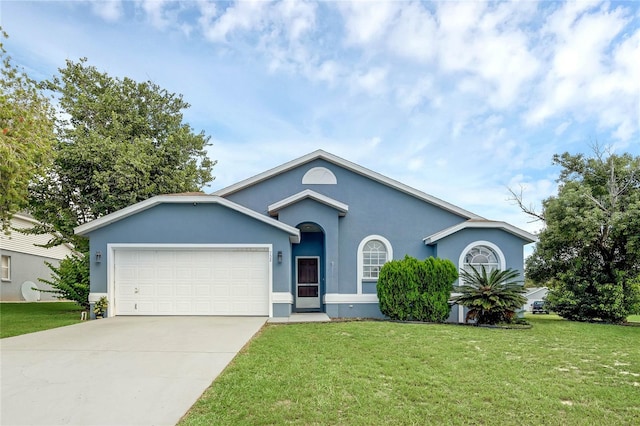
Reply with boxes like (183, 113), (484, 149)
(194, 285), (211, 297)
(136, 301), (156, 314)
(157, 285), (172, 297)
(114, 248), (269, 316)
(175, 284), (192, 297)
(138, 284), (155, 297)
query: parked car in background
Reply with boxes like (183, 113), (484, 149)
(531, 300), (549, 314)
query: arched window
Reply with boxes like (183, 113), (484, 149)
(363, 240), (387, 279)
(357, 235), (393, 294)
(459, 242), (505, 279)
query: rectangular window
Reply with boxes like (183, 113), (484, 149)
(1, 255), (10, 281)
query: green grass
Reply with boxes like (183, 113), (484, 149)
(628, 315), (640, 323)
(181, 315), (640, 426)
(0, 302), (84, 338)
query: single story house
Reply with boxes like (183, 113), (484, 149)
(75, 150), (536, 322)
(1, 213), (74, 301)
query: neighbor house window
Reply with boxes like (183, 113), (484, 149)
(363, 240), (387, 279)
(461, 244), (502, 276)
(1, 255), (10, 281)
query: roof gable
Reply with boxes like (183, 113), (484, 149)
(423, 220), (537, 244)
(214, 150), (483, 220)
(74, 195), (301, 243)
(268, 190), (348, 217)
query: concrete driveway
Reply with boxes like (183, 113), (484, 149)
(0, 316), (266, 426)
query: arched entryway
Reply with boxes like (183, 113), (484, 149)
(293, 222), (325, 312)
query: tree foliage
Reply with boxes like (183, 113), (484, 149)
(28, 58), (215, 250)
(525, 150), (640, 323)
(0, 29), (55, 230)
(377, 256), (457, 322)
(39, 255), (90, 309)
(452, 267), (526, 325)
(27, 58), (216, 307)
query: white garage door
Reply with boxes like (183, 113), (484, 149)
(114, 248), (270, 316)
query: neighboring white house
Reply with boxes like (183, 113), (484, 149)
(0, 214), (74, 301)
(523, 287), (549, 312)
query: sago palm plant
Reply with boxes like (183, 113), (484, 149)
(452, 266), (527, 325)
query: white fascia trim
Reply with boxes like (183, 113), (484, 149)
(324, 293), (379, 304)
(214, 150), (482, 220)
(74, 195), (301, 243)
(268, 189), (348, 217)
(423, 220), (537, 244)
(272, 292), (293, 304)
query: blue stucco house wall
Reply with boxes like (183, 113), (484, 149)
(75, 150), (536, 322)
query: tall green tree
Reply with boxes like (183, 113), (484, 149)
(29, 58), (215, 249)
(0, 29), (55, 230)
(28, 58), (215, 306)
(525, 150), (640, 323)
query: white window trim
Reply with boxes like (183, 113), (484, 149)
(356, 235), (393, 294)
(458, 241), (506, 278)
(1, 255), (10, 281)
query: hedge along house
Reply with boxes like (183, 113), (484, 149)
(75, 150), (536, 321)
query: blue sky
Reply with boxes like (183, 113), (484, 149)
(2, 0), (639, 239)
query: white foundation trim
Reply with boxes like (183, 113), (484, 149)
(324, 293), (379, 304)
(88, 293), (108, 303)
(272, 292), (294, 304)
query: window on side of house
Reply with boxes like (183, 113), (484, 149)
(1, 255), (10, 281)
(362, 239), (388, 280)
(462, 245), (500, 276)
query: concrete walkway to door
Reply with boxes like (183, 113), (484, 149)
(0, 316), (266, 426)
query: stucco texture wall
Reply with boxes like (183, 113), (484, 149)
(85, 203), (294, 294)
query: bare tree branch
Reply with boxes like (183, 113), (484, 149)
(507, 185), (545, 222)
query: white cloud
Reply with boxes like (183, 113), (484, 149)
(396, 76), (436, 110)
(525, 1), (638, 141)
(337, 1), (399, 47)
(350, 67), (388, 96)
(89, 0), (123, 22)
(140, 0), (171, 29)
(386, 2), (437, 63)
(196, 1), (218, 31)
(273, 0), (316, 42)
(200, 0), (268, 43)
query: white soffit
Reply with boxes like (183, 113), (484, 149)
(74, 195), (301, 243)
(268, 190), (349, 216)
(423, 220), (538, 244)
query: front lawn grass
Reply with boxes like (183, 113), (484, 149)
(0, 302), (84, 338)
(181, 315), (640, 426)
